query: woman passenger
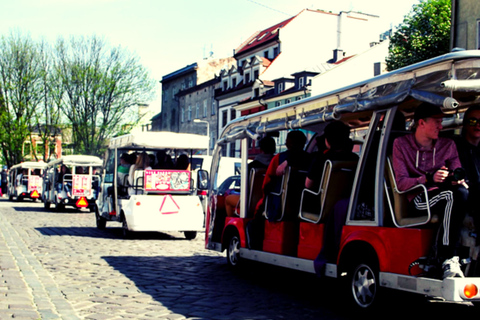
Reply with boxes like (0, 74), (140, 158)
(128, 153), (151, 195)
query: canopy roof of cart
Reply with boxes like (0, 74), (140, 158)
(46, 155), (103, 167)
(10, 161), (47, 170)
(217, 50), (480, 144)
(109, 132), (209, 150)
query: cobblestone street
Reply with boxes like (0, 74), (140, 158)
(0, 198), (478, 320)
(0, 199), (343, 320)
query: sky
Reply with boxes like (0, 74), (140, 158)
(0, 0), (420, 114)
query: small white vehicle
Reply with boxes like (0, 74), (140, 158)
(96, 132), (210, 239)
(8, 161), (47, 201)
(42, 155), (103, 211)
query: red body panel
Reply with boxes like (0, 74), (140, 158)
(263, 221), (299, 256)
(340, 226), (434, 275)
(297, 222), (325, 260)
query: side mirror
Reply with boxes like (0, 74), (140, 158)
(197, 170), (209, 190)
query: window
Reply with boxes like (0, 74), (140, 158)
(195, 103), (200, 119)
(211, 100), (216, 115)
(222, 110), (228, 127)
(254, 70), (259, 80)
(299, 77), (304, 88)
(203, 100), (207, 118)
(285, 99), (291, 104)
(273, 47), (279, 57)
(232, 78), (237, 88)
(275, 101), (281, 107)
(188, 105), (192, 121)
(264, 50), (269, 59)
(181, 107), (185, 123)
(277, 83), (283, 93)
(230, 109), (236, 121)
(245, 73), (250, 83)
(223, 81), (228, 90)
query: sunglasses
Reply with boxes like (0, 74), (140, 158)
(467, 117), (480, 126)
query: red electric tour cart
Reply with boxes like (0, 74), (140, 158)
(205, 50), (480, 309)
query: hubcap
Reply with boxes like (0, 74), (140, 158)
(228, 237), (240, 265)
(352, 264), (376, 308)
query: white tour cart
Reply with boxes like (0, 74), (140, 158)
(43, 155), (103, 211)
(8, 161), (47, 201)
(96, 132), (210, 239)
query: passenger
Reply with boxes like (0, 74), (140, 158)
(128, 153), (151, 195)
(392, 102), (468, 279)
(17, 169), (27, 186)
(249, 136), (276, 171)
(148, 154), (156, 169)
(57, 165), (71, 192)
(75, 167), (84, 174)
(305, 121), (358, 190)
(225, 136), (276, 217)
(57, 165), (70, 183)
(308, 121), (358, 276)
(176, 154), (190, 170)
(153, 150), (174, 169)
(118, 153), (131, 186)
(454, 105), (480, 246)
(1, 166), (7, 196)
(248, 130), (309, 249)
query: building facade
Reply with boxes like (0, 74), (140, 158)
(215, 9), (382, 157)
(152, 57), (235, 134)
(451, 0), (480, 50)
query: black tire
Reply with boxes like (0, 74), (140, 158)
(226, 231), (242, 267)
(122, 215), (131, 238)
(44, 200), (51, 210)
(347, 261), (379, 309)
(95, 206), (106, 230)
(55, 203), (64, 212)
(184, 231), (197, 240)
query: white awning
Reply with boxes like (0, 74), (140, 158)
(109, 132), (209, 150)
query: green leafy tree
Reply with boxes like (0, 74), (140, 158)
(0, 30), (43, 167)
(386, 0), (451, 71)
(53, 35), (156, 156)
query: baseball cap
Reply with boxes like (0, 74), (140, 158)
(414, 103), (444, 122)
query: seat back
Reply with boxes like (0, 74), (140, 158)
(385, 157), (433, 227)
(300, 160), (357, 223)
(248, 168), (266, 217)
(265, 167), (307, 222)
(133, 170), (145, 195)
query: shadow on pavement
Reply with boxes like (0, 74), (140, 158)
(35, 226), (192, 241)
(102, 255), (479, 319)
(102, 255), (347, 320)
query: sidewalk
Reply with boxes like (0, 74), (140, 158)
(0, 210), (80, 320)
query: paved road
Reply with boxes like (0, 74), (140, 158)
(0, 198), (478, 320)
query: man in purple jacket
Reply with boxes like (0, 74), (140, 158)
(392, 103), (468, 279)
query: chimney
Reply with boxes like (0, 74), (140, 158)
(333, 49), (344, 63)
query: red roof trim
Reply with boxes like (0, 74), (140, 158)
(235, 15), (297, 56)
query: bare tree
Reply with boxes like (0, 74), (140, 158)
(53, 35), (155, 156)
(32, 39), (63, 162)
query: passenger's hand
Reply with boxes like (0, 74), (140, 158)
(433, 166), (449, 183)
